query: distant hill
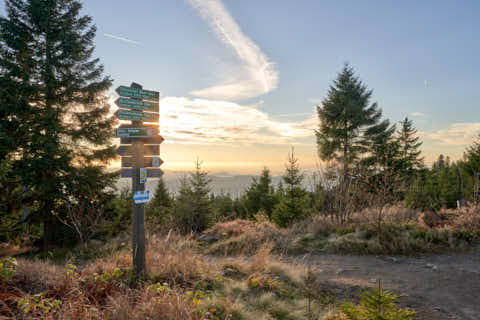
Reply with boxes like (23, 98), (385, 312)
(115, 170), (285, 197)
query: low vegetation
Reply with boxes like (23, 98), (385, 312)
(200, 206), (480, 256)
(2, 233), (410, 320)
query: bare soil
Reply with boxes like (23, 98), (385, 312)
(290, 252), (480, 320)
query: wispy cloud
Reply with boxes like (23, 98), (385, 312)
(158, 97), (316, 145)
(420, 122), (480, 145)
(409, 112), (425, 117)
(272, 112), (313, 118)
(187, 0), (278, 101)
(104, 33), (140, 45)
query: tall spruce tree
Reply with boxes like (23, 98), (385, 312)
(396, 117), (424, 174)
(0, 0), (117, 247)
(316, 64), (386, 221)
(316, 64), (384, 182)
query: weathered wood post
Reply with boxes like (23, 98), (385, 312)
(130, 82), (146, 276)
(114, 82), (163, 278)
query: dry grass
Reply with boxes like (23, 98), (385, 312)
(201, 219), (293, 256)
(1, 233), (339, 320)
(201, 206), (480, 257)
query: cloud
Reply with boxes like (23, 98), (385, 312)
(272, 112), (313, 118)
(409, 112), (425, 117)
(420, 123), (480, 145)
(187, 0), (278, 100)
(104, 33), (140, 45)
(159, 97), (316, 145)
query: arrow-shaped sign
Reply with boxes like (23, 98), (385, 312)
(121, 157), (164, 168)
(115, 127), (159, 138)
(120, 136), (164, 145)
(117, 110), (159, 123)
(116, 86), (159, 102)
(121, 168), (164, 178)
(116, 145), (160, 156)
(115, 97), (159, 113)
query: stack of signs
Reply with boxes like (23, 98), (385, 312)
(115, 85), (164, 190)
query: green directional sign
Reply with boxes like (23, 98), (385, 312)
(121, 168), (164, 178)
(116, 86), (159, 101)
(115, 127), (158, 138)
(117, 109), (159, 122)
(116, 97), (159, 113)
(116, 145), (160, 156)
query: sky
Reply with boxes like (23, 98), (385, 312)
(3, 0), (480, 174)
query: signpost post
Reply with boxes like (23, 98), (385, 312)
(114, 82), (163, 277)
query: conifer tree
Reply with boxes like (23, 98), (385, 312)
(244, 166), (277, 219)
(146, 177), (172, 226)
(316, 63), (384, 183)
(0, 0), (116, 247)
(189, 160), (212, 232)
(173, 161), (212, 233)
(396, 117), (424, 175)
(272, 149), (310, 227)
(316, 64), (386, 221)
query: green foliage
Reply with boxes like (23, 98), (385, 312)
(99, 187), (132, 237)
(212, 192), (236, 221)
(272, 150), (310, 227)
(173, 160), (213, 233)
(1, 0), (118, 248)
(0, 257), (17, 281)
(18, 292), (62, 316)
(407, 155), (461, 212)
(396, 117), (424, 177)
(340, 280), (415, 320)
(316, 63), (385, 181)
(146, 177), (173, 228)
(244, 167), (278, 219)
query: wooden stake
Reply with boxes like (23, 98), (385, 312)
(130, 82), (146, 277)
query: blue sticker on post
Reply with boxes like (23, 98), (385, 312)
(133, 190), (150, 204)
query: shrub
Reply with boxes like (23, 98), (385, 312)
(0, 257), (17, 281)
(17, 292), (62, 317)
(339, 280), (415, 320)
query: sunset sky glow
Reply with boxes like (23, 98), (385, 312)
(3, 0), (479, 174)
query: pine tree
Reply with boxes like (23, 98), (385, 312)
(316, 63), (384, 183)
(316, 64), (385, 222)
(462, 134), (480, 201)
(146, 177), (172, 227)
(0, 0), (117, 247)
(272, 149), (310, 227)
(173, 161), (212, 233)
(244, 166), (277, 219)
(396, 117), (424, 176)
(189, 160), (212, 232)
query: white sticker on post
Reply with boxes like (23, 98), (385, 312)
(133, 190), (150, 204)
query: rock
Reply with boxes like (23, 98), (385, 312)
(336, 269), (344, 275)
(389, 257), (398, 263)
(426, 263), (438, 270)
(369, 278), (377, 284)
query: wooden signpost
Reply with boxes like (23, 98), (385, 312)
(114, 82), (163, 277)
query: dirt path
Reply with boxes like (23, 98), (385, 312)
(288, 252), (480, 320)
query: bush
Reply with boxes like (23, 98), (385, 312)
(338, 280), (415, 320)
(0, 257), (17, 281)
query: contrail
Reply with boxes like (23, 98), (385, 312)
(104, 33), (141, 45)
